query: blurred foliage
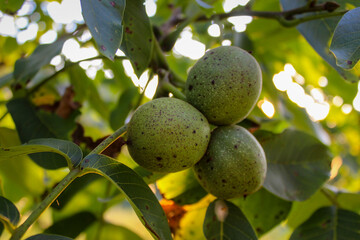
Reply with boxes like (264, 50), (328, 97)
(0, 0), (359, 239)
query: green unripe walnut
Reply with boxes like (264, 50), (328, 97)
(127, 97), (211, 173)
(193, 125), (267, 199)
(185, 46), (262, 125)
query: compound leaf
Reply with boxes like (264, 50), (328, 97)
(281, 0), (358, 82)
(6, 98), (78, 169)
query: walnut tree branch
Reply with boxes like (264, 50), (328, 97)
(192, 1), (345, 27)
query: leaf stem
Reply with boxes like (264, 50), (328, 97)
(0, 111), (9, 123)
(2, 219), (15, 234)
(89, 124), (128, 155)
(169, 73), (186, 89)
(10, 168), (81, 240)
(151, 35), (170, 70)
(151, 36), (186, 88)
(320, 188), (341, 208)
(161, 82), (187, 101)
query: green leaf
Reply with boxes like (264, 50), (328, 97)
(51, 174), (101, 210)
(337, 192), (360, 214)
(26, 234), (73, 240)
(231, 188), (292, 236)
(255, 129), (332, 201)
(120, 0), (154, 77)
(0, 144), (66, 170)
(280, 0), (358, 82)
(69, 65), (109, 119)
(0, 73), (13, 88)
(86, 223), (143, 240)
(80, 0), (125, 60)
(80, 154), (172, 240)
(290, 206), (360, 239)
(29, 138), (83, 167)
(203, 199), (258, 240)
(288, 189), (360, 230)
(0, 0), (24, 14)
(157, 168), (208, 205)
(6, 98), (78, 169)
(13, 37), (69, 85)
(36, 111), (80, 141)
(286, 190), (332, 229)
(44, 211), (96, 238)
(330, 7), (360, 69)
(0, 138), (82, 169)
(110, 86), (139, 131)
(160, 10), (201, 52)
(0, 127), (45, 199)
(0, 196), (20, 228)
